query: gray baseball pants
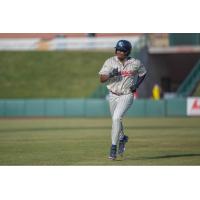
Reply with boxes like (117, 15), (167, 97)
(109, 92), (133, 145)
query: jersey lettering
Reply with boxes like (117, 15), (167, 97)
(121, 70), (134, 77)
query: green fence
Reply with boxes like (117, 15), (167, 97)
(169, 33), (200, 46)
(0, 98), (186, 117)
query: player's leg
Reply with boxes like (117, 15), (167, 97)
(111, 94), (133, 148)
(109, 92), (118, 117)
(116, 95), (133, 156)
(118, 134), (129, 156)
(118, 115), (128, 156)
(109, 93), (124, 140)
(115, 96), (132, 156)
(108, 92), (118, 159)
(119, 121), (124, 140)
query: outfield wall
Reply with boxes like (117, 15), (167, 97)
(0, 98), (187, 117)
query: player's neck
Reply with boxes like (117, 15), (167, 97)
(118, 57), (127, 65)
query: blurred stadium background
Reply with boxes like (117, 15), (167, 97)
(0, 33), (200, 165)
(0, 33), (200, 117)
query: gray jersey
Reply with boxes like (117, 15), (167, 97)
(99, 56), (147, 95)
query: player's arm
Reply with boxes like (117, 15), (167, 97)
(130, 62), (147, 93)
(99, 68), (120, 83)
(135, 73), (146, 88)
(100, 74), (110, 83)
(130, 74), (146, 93)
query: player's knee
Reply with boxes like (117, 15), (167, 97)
(112, 115), (121, 123)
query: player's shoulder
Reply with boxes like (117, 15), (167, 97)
(128, 57), (142, 66)
(104, 56), (116, 64)
(105, 56), (116, 62)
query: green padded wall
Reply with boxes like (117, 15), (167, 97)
(65, 99), (85, 117)
(126, 100), (145, 117)
(0, 100), (5, 116)
(25, 100), (45, 117)
(0, 98), (187, 117)
(85, 99), (110, 117)
(166, 98), (186, 116)
(45, 99), (65, 117)
(5, 100), (25, 117)
(145, 100), (165, 117)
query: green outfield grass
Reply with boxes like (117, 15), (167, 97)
(0, 117), (200, 165)
(0, 51), (112, 98)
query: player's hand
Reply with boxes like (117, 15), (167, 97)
(130, 85), (137, 93)
(109, 68), (120, 78)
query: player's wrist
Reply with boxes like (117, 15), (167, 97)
(109, 72), (114, 78)
(109, 68), (120, 78)
(130, 85), (137, 93)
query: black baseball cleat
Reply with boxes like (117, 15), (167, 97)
(108, 145), (117, 160)
(118, 135), (128, 156)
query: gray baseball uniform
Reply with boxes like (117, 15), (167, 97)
(99, 55), (147, 145)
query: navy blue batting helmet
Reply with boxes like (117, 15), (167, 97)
(115, 40), (132, 56)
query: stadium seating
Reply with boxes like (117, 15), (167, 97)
(177, 59), (200, 96)
(169, 33), (200, 46)
(0, 33), (140, 39)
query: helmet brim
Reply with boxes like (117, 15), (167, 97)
(115, 47), (128, 52)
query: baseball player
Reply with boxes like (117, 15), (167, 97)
(99, 40), (147, 160)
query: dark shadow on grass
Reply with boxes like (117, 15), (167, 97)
(1, 126), (200, 133)
(126, 153), (200, 161)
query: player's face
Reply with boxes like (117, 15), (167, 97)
(116, 50), (127, 61)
